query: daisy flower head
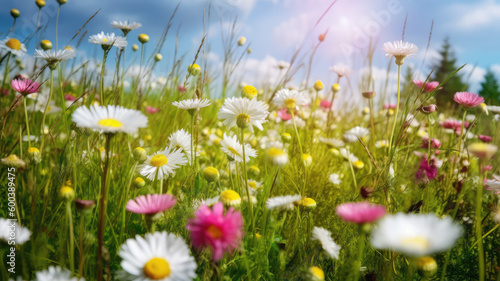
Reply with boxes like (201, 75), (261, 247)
(266, 194), (302, 210)
(468, 142), (498, 159)
(343, 126), (369, 143)
(312, 227), (341, 259)
(72, 105), (148, 134)
(138, 148), (188, 181)
(168, 129), (197, 163)
(89, 32), (128, 50)
(266, 144), (289, 167)
(35, 48), (76, 65)
(371, 213), (462, 257)
(119, 231), (197, 281)
(336, 202), (386, 224)
(0, 37), (27, 56)
(273, 88), (308, 110)
(329, 63), (352, 77)
(0, 218), (31, 245)
(320, 137), (345, 148)
(34, 266), (83, 281)
(453, 92), (484, 108)
(11, 78), (41, 96)
(220, 190), (241, 207)
(126, 194), (177, 218)
(484, 177), (500, 193)
(172, 98), (211, 115)
(220, 133), (257, 163)
(218, 97), (269, 132)
(329, 173), (342, 185)
(186, 202), (244, 261)
(111, 20), (142, 35)
(339, 148), (359, 163)
(382, 40), (418, 65)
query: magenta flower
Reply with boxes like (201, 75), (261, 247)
(384, 103), (396, 109)
(421, 137), (441, 149)
(319, 99), (331, 110)
(10, 78), (41, 96)
(277, 108), (292, 121)
(145, 106), (159, 114)
(453, 92), (484, 108)
(336, 202), (386, 224)
(126, 194), (176, 216)
(413, 80), (440, 93)
(415, 156), (442, 183)
(478, 135), (492, 143)
(440, 119), (469, 130)
(186, 202), (243, 261)
(65, 94), (76, 101)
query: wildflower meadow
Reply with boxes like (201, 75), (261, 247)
(1, 0), (500, 280)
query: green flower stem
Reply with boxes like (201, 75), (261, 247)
(40, 69), (54, 152)
(476, 161), (485, 281)
(66, 202), (75, 273)
(1, 53), (11, 91)
(240, 128), (256, 243)
(97, 133), (112, 281)
(23, 98), (31, 147)
(353, 227), (366, 281)
(100, 51), (108, 105)
(78, 214), (86, 277)
(388, 64), (401, 155)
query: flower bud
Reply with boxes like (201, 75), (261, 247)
(57, 0), (67, 5)
(132, 44), (138, 51)
(353, 160), (364, 169)
(300, 197), (317, 210)
(11, 9), (20, 18)
(188, 64), (201, 76)
(1, 154), (26, 169)
(314, 80), (324, 91)
(309, 266), (325, 281)
(241, 85), (257, 99)
(132, 147), (147, 162)
(302, 154), (313, 167)
(331, 83), (340, 93)
(154, 53), (162, 62)
(203, 167), (219, 183)
(138, 34), (149, 44)
(248, 165), (260, 177)
(362, 107), (370, 115)
(133, 177), (146, 189)
(75, 199), (95, 214)
(40, 39), (52, 50)
(416, 256), (437, 277)
(27, 147), (41, 164)
(36, 0), (46, 8)
(220, 190), (241, 207)
(362, 91), (375, 99)
(236, 113), (250, 129)
(420, 104), (437, 114)
(60, 185), (75, 201)
(237, 36), (246, 46)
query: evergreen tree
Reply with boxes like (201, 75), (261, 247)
(431, 37), (468, 108)
(479, 70), (500, 105)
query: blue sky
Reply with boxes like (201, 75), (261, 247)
(1, 0), (500, 95)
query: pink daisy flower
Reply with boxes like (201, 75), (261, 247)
(421, 137), (441, 149)
(126, 194), (177, 216)
(478, 135), (492, 143)
(453, 92), (484, 108)
(145, 106), (159, 114)
(384, 103), (397, 109)
(277, 108), (292, 121)
(319, 99), (332, 110)
(10, 78), (41, 96)
(415, 156), (442, 183)
(440, 119), (469, 130)
(65, 94), (76, 101)
(413, 80), (440, 93)
(186, 202), (243, 261)
(336, 202), (386, 224)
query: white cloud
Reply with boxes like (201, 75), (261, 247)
(449, 0), (500, 30)
(462, 64), (487, 93)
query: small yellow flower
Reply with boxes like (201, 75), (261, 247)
(353, 160), (364, 169)
(302, 154), (313, 167)
(143, 134), (153, 141)
(132, 147), (148, 162)
(6, 38), (22, 51)
(468, 143), (498, 159)
(386, 109), (395, 117)
(133, 177), (146, 189)
(281, 133), (292, 143)
(479, 103), (489, 115)
(241, 85), (258, 99)
(416, 256), (437, 277)
(39, 39), (51, 50)
(203, 167), (219, 183)
(154, 53), (162, 62)
(57, 0), (67, 5)
(309, 266), (325, 281)
(248, 165), (260, 176)
(138, 34), (149, 44)
(1, 154), (26, 169)
(328, 148), (340, 156)
(300, 197), (317, 209)
(255, 233), (262, 239)
(36, 0), (46, 8)
(132, 44), (139, 52)
(220, 190), (241, 207)
(362, 107), (370, 115)
(313, 80), (324, 91)
(60, 185), (75, 201)
(27, 147), (41, 164)
(331, 83), (340, 93)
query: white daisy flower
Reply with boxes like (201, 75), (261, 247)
(382, 40), (418, 65)
(0, 37), (27, 56)
(119, 231), (197, 281)
(343, 126), (369, 143)
(328, 173), (341, 185)
(266, 143), (289, 167)
(485, 177), (500, 192)
(168, 129), (197, 164)
(273, 88), (308, 110)
(0, 218), (31, 245)
(486, 105), (500, 114)
(111, 21), (142, 33)
(371, 213), (462, 257)
(312, 227), (341, 259)
(138, 148), (188, 181)
(220, 133), (257, 163)
(329, 63), (352, 77)
(339, 148), (358, 163)
(35, 48), (76, 64)
(35, 266), (83, 281)
(71, 105), (148, 134)
(218, 97), (269, 132)
(405, 114), (420, 127)
(320, 137), (345, 148)
(89, 32), (128, 49)
(172, 98), (211, 112)
(375, 140), (389, 148)
(266, 194), (301, 210)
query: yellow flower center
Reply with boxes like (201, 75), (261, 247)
(401, 236), (430, 251)
(103, 38), (108, 43)
(228, 146), (241, 156)
(98, 118), (122, 128)
(207, 225), (223, 239)
(27, 147), (40, 154)
(310, 266), (325, 280)
(6, 38), (21, 51)
(285, 98), (296, 109)
(143, 258), (171, 280)
(150, 154), (168, 167)
(248, 181), (257, 189)
(5, 155), (19, 162)
(221, 190), (240, 202)
(236, 113), (250, 128)
(268, 147), (284, 158)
